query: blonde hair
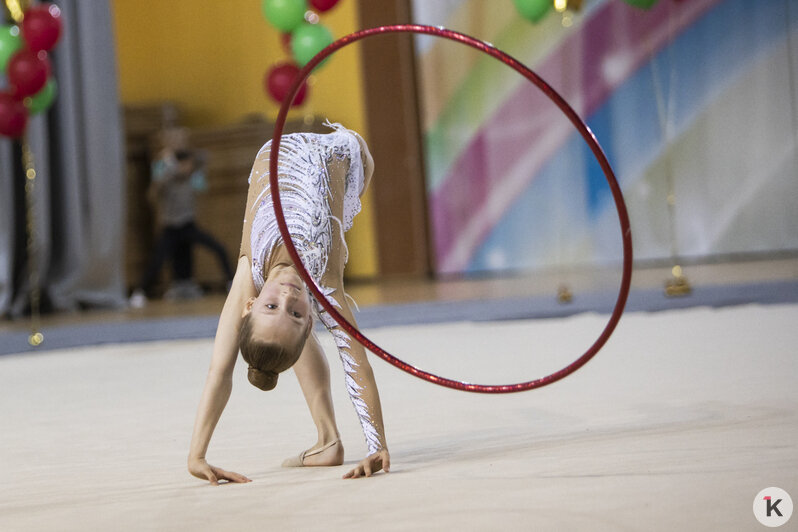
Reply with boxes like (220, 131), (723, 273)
(238, 313), (309, 391)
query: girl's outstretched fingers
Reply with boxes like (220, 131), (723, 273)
(189, 458), (251, 485)
(215, 467), (252, 484)
(342, 449), (390, 479)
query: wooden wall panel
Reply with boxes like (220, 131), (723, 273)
(357, 0), (432, 276)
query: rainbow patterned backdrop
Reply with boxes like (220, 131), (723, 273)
(413, 0), (798, 274)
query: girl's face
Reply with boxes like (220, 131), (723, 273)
(243, 265), (312, 346)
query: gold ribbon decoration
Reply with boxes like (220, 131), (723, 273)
(4, 0), (30, 23)
(22, 134), (44, 346)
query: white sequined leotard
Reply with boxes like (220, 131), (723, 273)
(242, 123), (382, 455)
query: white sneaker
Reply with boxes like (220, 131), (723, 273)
(129, 289), (147, 309)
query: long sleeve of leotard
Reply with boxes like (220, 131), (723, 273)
(315, 293), (386, 455)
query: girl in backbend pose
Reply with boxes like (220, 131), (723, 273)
(187, 122), (389, 484)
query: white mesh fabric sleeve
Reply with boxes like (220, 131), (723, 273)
(317, 303), (385, 456)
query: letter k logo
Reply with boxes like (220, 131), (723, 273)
(754, 487), (792, 527)
(765, 496), (784, 517)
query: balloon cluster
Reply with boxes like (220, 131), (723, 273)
(261, 0), (340, 107)
(0, 2), (62, 138)
(513, 0), (660, 24)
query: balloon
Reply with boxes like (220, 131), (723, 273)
(622, 0), (658, 8)
(513, 0), (551, 23)
(262, 0), (307, 33)
(310, 0), (340, 13)
(265, 62), (308, 106)
(290, 22), (333, 68)
(0, 25), (22, 71)
(0, 92), (28, 137)
(25, 78), (57, 114)
(7, 49), (51, 97)
(21, 4), (62, 52)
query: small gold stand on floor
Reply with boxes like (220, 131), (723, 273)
(6, 0), (42, 346)
(22, 136), (44, 347)
(651, 24), (693, 301)
(664, 264), (692, 297)
(557, 284), (573, 304)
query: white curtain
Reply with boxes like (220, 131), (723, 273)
(0, 0), (125, 316)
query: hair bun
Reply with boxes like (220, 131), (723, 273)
(248, 367), (278, 391)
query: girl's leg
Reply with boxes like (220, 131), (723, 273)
(287, 331), (344, 466)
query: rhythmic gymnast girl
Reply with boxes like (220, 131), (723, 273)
(187, 122), (389, 484)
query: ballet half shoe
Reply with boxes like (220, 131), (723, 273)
(282, 439), (341, 467)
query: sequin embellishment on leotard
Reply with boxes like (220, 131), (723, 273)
(247, 124), (380, 455)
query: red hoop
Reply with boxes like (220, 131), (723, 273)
(269, 25), (633, 393)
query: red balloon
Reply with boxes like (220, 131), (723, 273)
(0, 92), (28, 137)
(265, 62), (308, 107)
(21, 4), (62, 52)
(7, 50), (51, 97)
(310, 0), (340, 13)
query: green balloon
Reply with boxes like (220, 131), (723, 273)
(0, 25), (22, 71)
(262, 0), (307, 33)
(622, 0), (658, 8)
(291, 22), (333, 68)
(25, 79), (57, 115)
(512, 0), (551, 24)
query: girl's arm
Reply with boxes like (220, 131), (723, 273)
(316, 283), (390, 477)
(187, 256), (255, 484)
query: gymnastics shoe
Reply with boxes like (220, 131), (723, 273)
(282, 439), (343, 467)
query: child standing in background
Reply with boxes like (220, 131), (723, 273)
(130, 128), (233, 307)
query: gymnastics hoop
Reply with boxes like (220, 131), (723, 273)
(269, 24), (633, 394)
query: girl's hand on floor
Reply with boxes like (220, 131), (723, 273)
(342, 449), (390, 479)
(188, 457), (251, 485)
